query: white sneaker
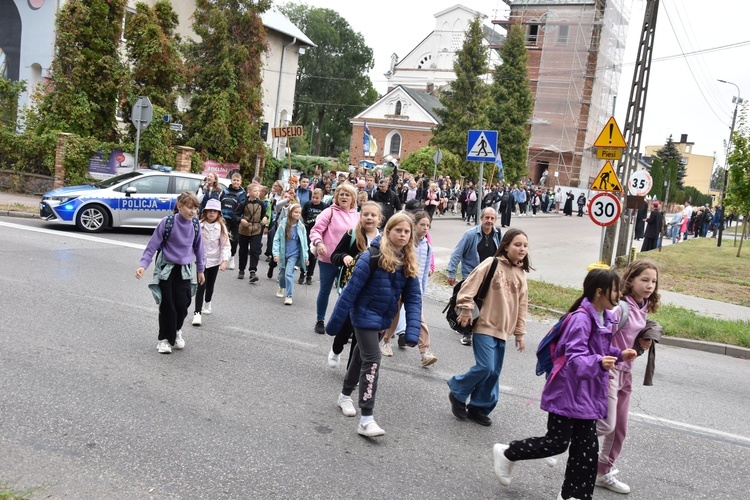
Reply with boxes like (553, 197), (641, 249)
(338, 395), (356, 417)
(157, 340), (172, 354)
(192, 312), (202, 326)
(492, 443), (515, 486)
(276, 287), (285, 298)
(284, 296), (293, 305)
(379, 340), (393, 357)
(202, 302), (212, 315)
(556, 492), (582, 500)
(228, 255), (235, 270)
(357, 420), (385, 437)
(327, 349), (340, 368)
(595, 469), (630, 494)
(544, 456), (559, 467)
(174, 330), (185, 350)
(421, 352), (438, 367)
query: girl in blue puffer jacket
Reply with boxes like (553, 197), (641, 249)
(491, 269), (637, 500)
(326, 212), (422, 438)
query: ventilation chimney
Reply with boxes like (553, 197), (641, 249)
(680, 134), (688, 143)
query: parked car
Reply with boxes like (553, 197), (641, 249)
(40, 170), (228, 233)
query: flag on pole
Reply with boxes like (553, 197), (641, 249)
(363, 121), (377, 157)
(495, 152), (504, 180)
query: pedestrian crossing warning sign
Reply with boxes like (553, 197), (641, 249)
(590, 161), (623, 192)
(593, 117), (627, 148)
(466, 130), (497, 162)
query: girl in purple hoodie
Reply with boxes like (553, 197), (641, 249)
(492, 269), (637, 500)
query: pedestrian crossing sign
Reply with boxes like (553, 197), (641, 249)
(467, 130), (498, 162)
(589, 161), (623, 192)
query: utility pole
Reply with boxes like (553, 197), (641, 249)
(716, 79), (743, 247)
(602, 0), (660, 265)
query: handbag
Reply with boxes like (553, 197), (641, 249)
(443, 258), (499, 334)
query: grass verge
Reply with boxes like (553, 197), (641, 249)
(0, 482), (37, 500)
(0, 203), (37, 215)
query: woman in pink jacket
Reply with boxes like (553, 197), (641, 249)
(309, 182), (359, 334)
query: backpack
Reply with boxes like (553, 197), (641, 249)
(442, 258), (499, 335)
(220, 188), (245, 223)
(337, 233), (380, 293)
(156, 214), (201, 260)
(535, 300), (630, 379)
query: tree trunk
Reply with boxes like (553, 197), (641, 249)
(315, 108), (326, 157)
(737, 218), (747, 258)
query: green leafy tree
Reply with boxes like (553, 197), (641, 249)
(279, 5), (377, 157)
(33, 0), (127, 141)
(0, 78), (25, 130)
(400, 146), (462, 180)
(488, 23), (532, 183)
(655, 135), (685, 188)
(710, 166), (726, 191)
(725, 108), (750, 257)
(430, 15), (490, 182)
(184, 0), (270, 171)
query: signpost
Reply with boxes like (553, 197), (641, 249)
(271, 125), (304, 138)
(131, 96), (153, 171)
(588, 192), (621, 227)
(628, 169), (653, 196)
(466, 130), (498, 225)
(169, 123), (183, 132)
(589, 161), (623, 193)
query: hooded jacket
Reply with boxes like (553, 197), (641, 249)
(610, 295), (649, 372)
(540, 298), (623, 420)
(325, 236), (422, 344)
(309, 203), (359, 264)
(272, 217), (309, 272)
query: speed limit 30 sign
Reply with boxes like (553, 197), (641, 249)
(588, 192), (621, 227)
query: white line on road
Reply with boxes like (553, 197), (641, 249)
(630, 412), (750, 446)
(0, 221), (146, 250)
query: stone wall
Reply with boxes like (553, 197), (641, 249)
(0, 169), (54, 195)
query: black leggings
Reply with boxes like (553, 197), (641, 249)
(158, 266), (192, 345)
(505, 412), (598, 500)
(194, 265), (219, 313)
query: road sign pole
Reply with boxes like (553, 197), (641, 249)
(476, 161), (484, 225)
(133, 104), (142, 172)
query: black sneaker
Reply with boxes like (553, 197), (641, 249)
(237, 271), (245, 280)
(467, 405), (492, 426)
(397, 334), (406, 349)
(448, 392), (467, 420)
(248, 271), (259, 283)
(460, 333), (472, 346)
(298, 275), (305, 285)
(314, 320), (325, 334)
(305, 277), (313, 285)
(267, 266), (274, 279)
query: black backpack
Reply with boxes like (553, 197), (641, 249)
(443, 258), (499, 335)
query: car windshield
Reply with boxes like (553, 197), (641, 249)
(95, 171), (143, 189)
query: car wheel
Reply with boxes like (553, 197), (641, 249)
(76, 204), (109, 233)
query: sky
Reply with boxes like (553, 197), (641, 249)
(278, 0), (750, 169)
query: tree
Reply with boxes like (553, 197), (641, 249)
(430, 15), (490, 182)
(279, 5), (377, 157)
(725, 107), (750, 257)
(0, 78), (25, 130)
(710, 166), (725, 191)
(184, 0), (269, 171)
(488, 23), (533, 183)
(649, 157), (665, 201)
(655, 135), (685, 188)
(33, 0), (127, 141)
(400, 146), (462, 180)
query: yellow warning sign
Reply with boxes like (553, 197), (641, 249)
(593, 117), (627, 149)
(590, 161), (623, 192)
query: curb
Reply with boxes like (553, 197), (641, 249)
(0, 210), (38, 219)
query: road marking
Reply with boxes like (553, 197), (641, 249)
(225, 326), (318, 350)
(0, 221), (146, 250)
(631, 412), (750, 446)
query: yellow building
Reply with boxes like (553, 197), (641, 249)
(644, 134), (718, 199)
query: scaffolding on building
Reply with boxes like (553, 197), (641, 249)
(495, 0), (630, 187)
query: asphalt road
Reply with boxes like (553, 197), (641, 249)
(1, 216), (749, 499)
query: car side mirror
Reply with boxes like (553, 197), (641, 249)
(125, 186), (137, 196)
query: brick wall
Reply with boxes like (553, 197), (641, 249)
(350, 122), (435, 165)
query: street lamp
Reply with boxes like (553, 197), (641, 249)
(716, 79), (744, 247)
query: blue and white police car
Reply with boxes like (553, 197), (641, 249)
(40, 170), (227, 233)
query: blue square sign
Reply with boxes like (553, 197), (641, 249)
(467, 130), (498, 162)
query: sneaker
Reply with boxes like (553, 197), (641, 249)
(421, 352), (438, 368)
(595, 470), (630, 494)
(298, 275), (305, 285)
(284, 296), (293, 305)
(397, 333), (406, 349)
(265, 255), (272, 262)
(379, 340), (393, 357)
(174, 330), (185, 350)
(327, 349), (340, 368)
(460, 333), (472, 346)
(228, 255), (235, 270)
(202, 302), (212, 315)
(314, 320), (325, 334)
(305, 276), (313, 285)
(237, 270), (245, 280)
(192, 312), (202, 326)
(544, 456), (559, 468)
(467, 405), (492, 426)
(556, 492), (582, 500)
(248, 271), (258, 283)
(267, 266), (274, 279)
(448, 392), (467, 420)
(492, 443), (515, 486)
(357, 420), (385, 437)
(157, 339), (172, 354)
(276, 287), (285, 298)
(338, 395), (356, 417)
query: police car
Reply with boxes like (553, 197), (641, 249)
(40, 170), (229, 233)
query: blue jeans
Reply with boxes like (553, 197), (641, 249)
(448, 333), (506, 413)
(278, 264), (296, 297)
(316, 261), (339, 321)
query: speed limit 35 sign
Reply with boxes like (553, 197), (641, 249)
(588, 192), (621, 227)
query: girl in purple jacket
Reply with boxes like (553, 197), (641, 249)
(492, 269), (637, 500)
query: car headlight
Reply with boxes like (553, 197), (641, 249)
(47, 195), (80, 204)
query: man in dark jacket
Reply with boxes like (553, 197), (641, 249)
(640, 201), (663, 252)
(372, 178), (402, 225)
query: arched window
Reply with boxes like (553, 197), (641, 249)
(395, 100), (402, 115)
(390, 133), (401, 156)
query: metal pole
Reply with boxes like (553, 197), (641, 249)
(477, 162), (484, 225)
(717, 79), (742, 247)
(133, 103), (142, 171)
